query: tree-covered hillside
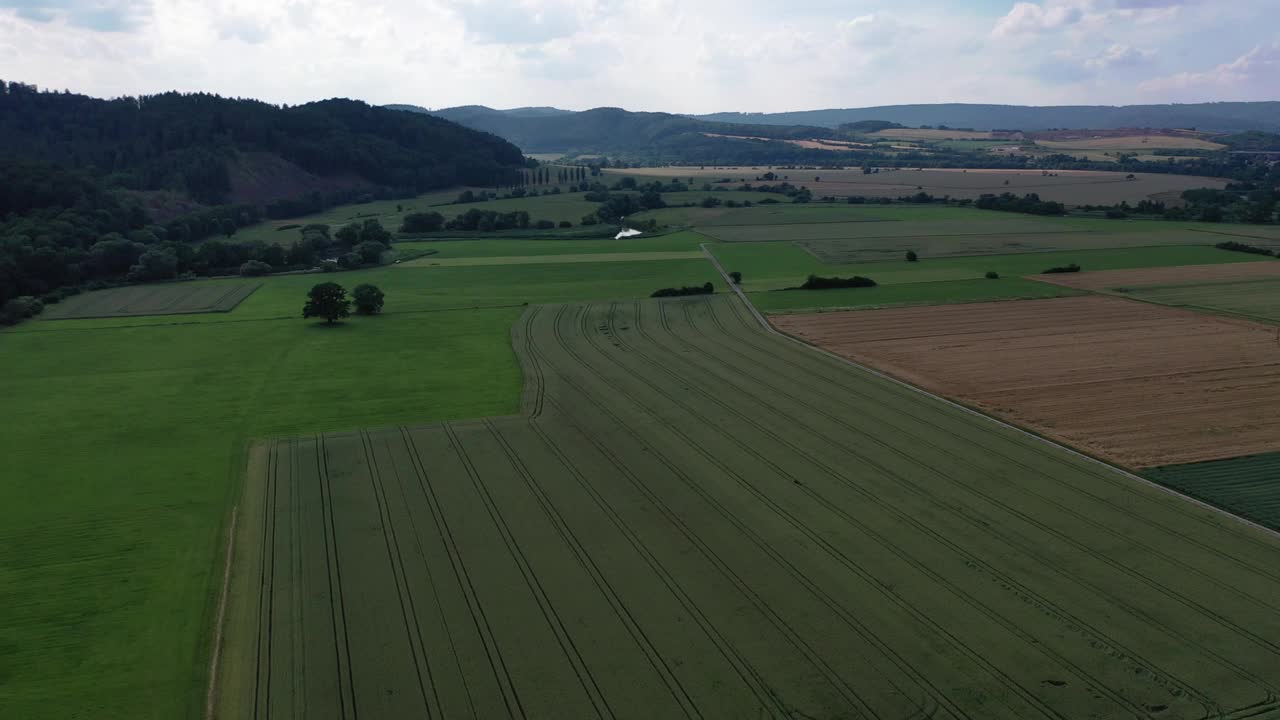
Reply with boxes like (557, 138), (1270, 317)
(0, 81), (528, 313)
(396, 104), (836, 153)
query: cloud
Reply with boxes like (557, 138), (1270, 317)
(839, 14), (907, 48)
(0, 0), (1276, 113)
(1083, 43), (1151, 70)
(992, 1), (1085, 37)
(445, 0), (588, 45)
(1139, 41), (1280, 96)
(1, 0), (151, 32)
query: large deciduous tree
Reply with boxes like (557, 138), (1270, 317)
(302, 282), (351, 324)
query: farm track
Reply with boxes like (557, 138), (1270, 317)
(219, 295), (1280, 720)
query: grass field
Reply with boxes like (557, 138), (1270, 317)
(713, 243), (1251, 293)
(217, 294), (1280, 719)
(611, 166), (1227, 205)
(1131, 277), (1280, 323)
(42, 282), (260, 319)
(235, 187), (600, 246)
(0, 256), (721, 720)
(751, 277), (1080, 312)
(393, 231), (706, 260)
(1146, 452), (1280, 531)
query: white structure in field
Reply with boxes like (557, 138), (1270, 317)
(615, 228), (642, 239)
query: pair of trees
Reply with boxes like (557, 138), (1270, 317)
(303, 283), (384, 324)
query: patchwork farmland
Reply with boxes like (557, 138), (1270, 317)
(217, 295), (1280, 720)
(773, 296), (1280, 468)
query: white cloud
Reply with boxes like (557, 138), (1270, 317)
(1083, 43), (1151, 70)
(993, 1), (1085, 37)
(0, 0), (1275, 113)
(1139, 41), (1280, 97)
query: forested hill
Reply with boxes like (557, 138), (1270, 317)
(694, 102), (1280, 132)
(390, 104), (836, 153)
(0, 81), (527, 314)
(0, 82), (526, 208)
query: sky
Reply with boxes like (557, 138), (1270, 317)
(0, 0), (1276, 113)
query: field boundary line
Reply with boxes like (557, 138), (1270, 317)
(205, 504), (239, 720)
(699, 242), (1280, 544)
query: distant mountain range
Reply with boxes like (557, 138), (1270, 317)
(693, 103), (1280, 133)
(389, 104), (835, 154)
(389, 102), (1280, 154)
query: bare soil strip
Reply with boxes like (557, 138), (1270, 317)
(774, 295), (1280, 468)
(1030, 261), (1280, 290)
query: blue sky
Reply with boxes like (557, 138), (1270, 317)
(0, 0), (1275, 111)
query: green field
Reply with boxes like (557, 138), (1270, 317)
(713, 243), (1252, 293)
(218, 295), (1280, 719)
(393, 231), (706, 259)
(235, 188), (603, 246)
(1147, 453), (1280, 531)
(1131, 277), (1280, 323)
(42, 282), (260, 319)
(0, 257), (720, 719)
(750, 277), (1081, 312)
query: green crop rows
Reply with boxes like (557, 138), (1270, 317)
(1146, 452), (1280, 531)
(219, 295), (1280, 719)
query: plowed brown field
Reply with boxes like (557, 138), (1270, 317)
(774, 296), (1280, 468)
(1030, 260), (1280, 290)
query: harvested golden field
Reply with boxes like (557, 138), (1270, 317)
(774, 296), (1280, 468)
(1030, 260), (1280, 290)
(870, 128), (997, 140)
(1036, 135), (1226, 151)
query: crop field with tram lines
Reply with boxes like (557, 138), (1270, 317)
(216, 294), (1280, 720)
(42, 281), (260, 319)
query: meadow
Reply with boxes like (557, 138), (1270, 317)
(732, 243), (1253, 285)
(611, 166), (1228, 205)
(218, 295), (1280, 719)
(0, 254), (719, 720)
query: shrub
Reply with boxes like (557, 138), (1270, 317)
(239, 260), (273, 277)
(580, 214), (599, 226)
(399, 211), (445, 233)
(1215, 240), (1275, 257)
(354, 241), (388, 264)
(558, 221), (572, 228)
(800, 275), (877, 290)
(339, 252), (362, 269)
(534, 219), (556, 230)
(320, 261), (340, 273)
(1042, 263), (1081, 274)
(729, 271), (742, 284)
(352, 284), (385, 315)
(0, 296), (44, 325)
(1105, 208), (1128, 219)
(906, 250), (918, 262)
(650, 282), (714, 298)
(985, 271), (1000, 279)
